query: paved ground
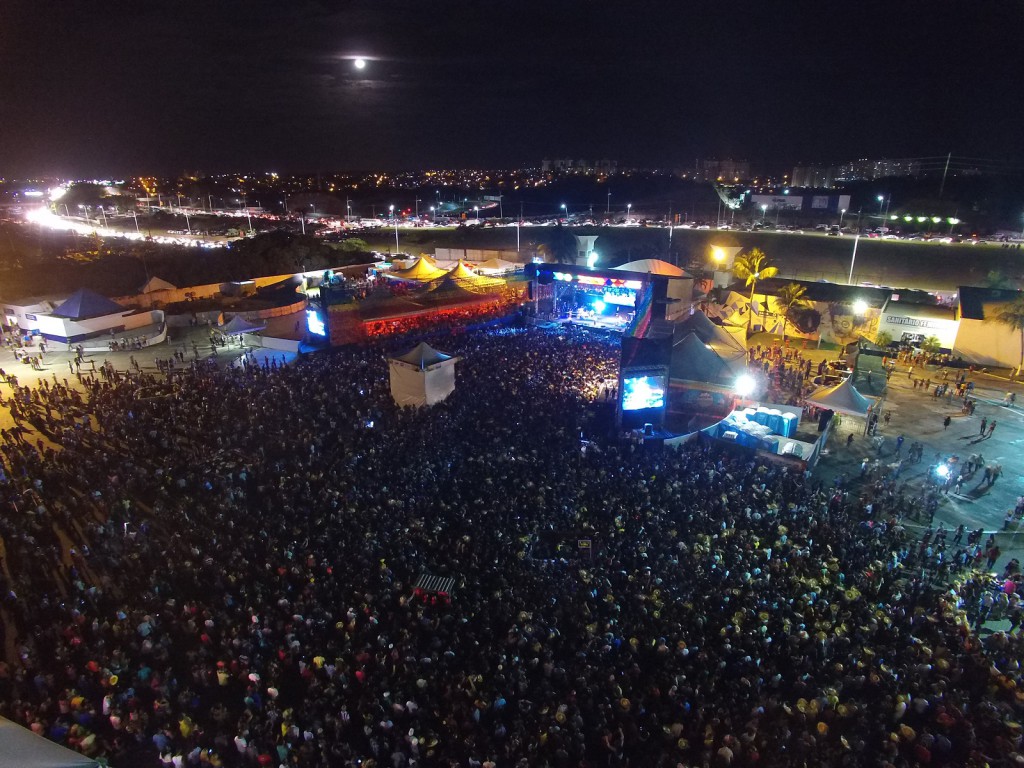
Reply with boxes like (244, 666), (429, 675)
(815, 363), (1024, 531)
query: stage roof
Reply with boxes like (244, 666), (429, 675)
(614, 259), (689, 277)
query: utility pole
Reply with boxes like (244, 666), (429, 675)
(938, 152), (952, 198)
(518, 201), (523, 252)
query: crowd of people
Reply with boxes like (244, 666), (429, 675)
(0, 325), (1022, 767)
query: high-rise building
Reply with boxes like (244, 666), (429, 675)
(694, 158), (751, 182)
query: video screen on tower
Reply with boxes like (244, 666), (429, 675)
(621, 375), (666, 411)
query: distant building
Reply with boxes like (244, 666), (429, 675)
(834, 158), (921, 183)
(541, 158), (618, 173)
(791, 165), (835, 189)
(694, 158), (751, 182)
(793, 158), (921, 187)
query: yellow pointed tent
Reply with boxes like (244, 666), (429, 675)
(438, 260), (504, 291)
(390, 257), (446, 282)
(444, 260), (483, 280)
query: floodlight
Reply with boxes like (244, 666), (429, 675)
(735, 374), (756, 398)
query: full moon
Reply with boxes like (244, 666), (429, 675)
(353, 58), (366, 70)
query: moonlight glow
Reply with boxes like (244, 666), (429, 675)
(353, 58), (366, 70)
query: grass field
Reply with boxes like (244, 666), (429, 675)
(356, 225), (1024, 293)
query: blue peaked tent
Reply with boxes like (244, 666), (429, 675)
(50, 289), (125, 320)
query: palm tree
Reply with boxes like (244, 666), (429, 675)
(733, 248), (779, 335)
(777, 282), (811, 340)
(875, 330), (894, 348)
(921, 335), (942, 356)
(995, 295), (1024, 377)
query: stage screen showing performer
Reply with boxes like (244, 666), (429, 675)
(622, 374), (666, 411)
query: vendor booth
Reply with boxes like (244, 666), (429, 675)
(387, 342), (460, 407)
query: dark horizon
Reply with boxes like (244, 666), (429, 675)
(1, 0), (1022, 177)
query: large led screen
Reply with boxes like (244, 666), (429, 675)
(622, 375), (666, 411)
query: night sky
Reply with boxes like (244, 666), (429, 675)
(1, 0), (1021, 176)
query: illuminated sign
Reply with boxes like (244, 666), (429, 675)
(884, 315), (948, 329)
(306, 309), (326, 336)
(576, 275), (609, 286)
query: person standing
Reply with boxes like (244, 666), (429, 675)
(980, 417), (988, 436)
(987, 543), (1002, 570)
(988, 420), (997, 438)
(943, 415), (951, 430)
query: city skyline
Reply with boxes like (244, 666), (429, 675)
(1, 1), (1022, 176)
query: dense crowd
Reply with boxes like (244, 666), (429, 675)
(0, 325), (1022, 767)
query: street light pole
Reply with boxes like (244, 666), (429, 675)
(607, 191), (611, 215)
(131, 210), (140, 234)
(474, 206), (480, 221)
(390, 205), (398, 252)
(761, 204), (767, 224)
(518, 201), (523, 253)
(847, 234), (861, 285)
(627, 203), (632, 222)
(561, 203), (568, 221)
(839, 208), (846, 229)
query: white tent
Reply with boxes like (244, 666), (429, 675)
(387, 342), (460, 407)
(140, 276), (177, 293)
(217, 315), (266, 336)
(805, 376), (877, 417)
(475, 257), (521, 274)
(0, 717), (100, 767)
